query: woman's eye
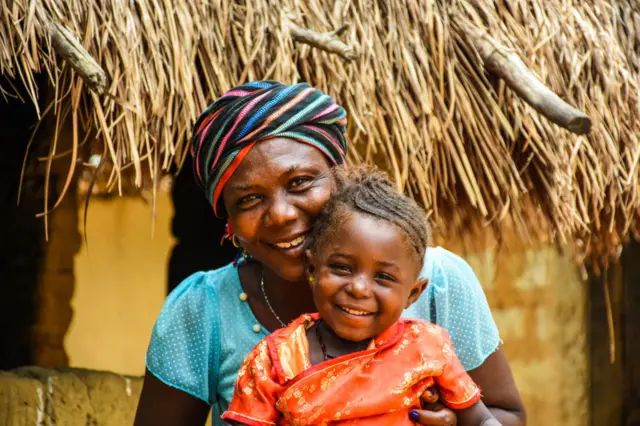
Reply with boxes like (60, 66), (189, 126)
(237, 195), (260, 208)
(290, 176), (312, 189)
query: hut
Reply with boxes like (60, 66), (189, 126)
(0, 0), (639, 425)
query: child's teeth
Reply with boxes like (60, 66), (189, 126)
(342, 307), (370, 316)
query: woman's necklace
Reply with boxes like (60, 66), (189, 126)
(260, 273), (286, 327)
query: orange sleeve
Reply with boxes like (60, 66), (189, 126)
(434, 328), (482, 410)
(221, 340), (283, 426)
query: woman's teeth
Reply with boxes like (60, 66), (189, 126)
(339, 306), (373, 316)
(274, 234), (307, 249)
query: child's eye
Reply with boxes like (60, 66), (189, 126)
(377, 272), (397, 282)
(329, 264), (351, 275)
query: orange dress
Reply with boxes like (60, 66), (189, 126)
(221, 313), (481, 426)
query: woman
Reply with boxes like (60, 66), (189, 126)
(134, 81), (526, 426)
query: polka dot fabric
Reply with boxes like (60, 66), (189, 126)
(404, 247), (501, 371)
(145, 271), (221, 404)
(145, 248), (500, 425)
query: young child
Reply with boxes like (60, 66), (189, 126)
(221, 167), (501, 426)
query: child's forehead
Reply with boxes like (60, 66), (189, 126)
(331, 209), (398, 235)
(315, 210), (424, 281)
(323, 211), (415, 255)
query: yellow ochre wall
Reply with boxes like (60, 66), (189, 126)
(465, 245), (587, 426)
(65, 192), (174, 376)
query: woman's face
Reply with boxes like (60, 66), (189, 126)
(222, 138), (334, 282)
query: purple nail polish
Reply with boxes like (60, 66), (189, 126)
(409, 411), (420, 421)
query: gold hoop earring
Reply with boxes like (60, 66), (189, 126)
(232, 235), (241, 248)
(308, 275), (316, 286)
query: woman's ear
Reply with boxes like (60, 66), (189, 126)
(406, 278), (429, 309)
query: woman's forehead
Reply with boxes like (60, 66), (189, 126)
(228, 138), (330, 184)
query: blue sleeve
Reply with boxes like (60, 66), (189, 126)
(418, 248), (500, 371)
(145, 272), (220, 404)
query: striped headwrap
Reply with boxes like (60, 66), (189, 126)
(191, 81), (348, 215)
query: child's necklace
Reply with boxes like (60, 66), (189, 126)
(315, 320), (336, 361)
(315, 320), (369, 361)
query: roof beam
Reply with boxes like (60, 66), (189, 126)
(49, 21), (107, 95)
(463, 24), (592, 135)
(289, 22), (357, 62)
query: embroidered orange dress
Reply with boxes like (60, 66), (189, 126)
(221, 313), (481, 426)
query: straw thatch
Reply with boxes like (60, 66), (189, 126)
(1, 0), (639, 264)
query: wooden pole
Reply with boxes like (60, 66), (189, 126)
(289, 22), (357, 62)
(49, 21), (107, 94)
(463, 25), (591, 135)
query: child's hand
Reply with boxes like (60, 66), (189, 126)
(408, 387), (456, 425)
(421, 387), (440, 405)
(409, 405), (456, 425)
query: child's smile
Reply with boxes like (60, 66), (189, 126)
(331, 303), (377, 329)
(308, 210), (426, 343)
(336, 305), (375, 316)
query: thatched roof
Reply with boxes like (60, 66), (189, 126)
(1, 0), (639, 264)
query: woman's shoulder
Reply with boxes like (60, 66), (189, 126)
(149, 263), (241, 361)
(420, 246), (481, 292)
(175, 263), (239, 290)
(410, 246), (500, 371)
(165, 263), (239, 305)
(146, 264), (239, 403)
(407, 246), (484, 320)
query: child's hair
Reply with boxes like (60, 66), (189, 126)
(308, 166), (432, 264)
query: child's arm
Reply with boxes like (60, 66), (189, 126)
(221, 340), (283, 426)
(425, 325), (499, 425)
(457, 400), (502, 426)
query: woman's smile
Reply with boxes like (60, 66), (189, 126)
(263, 232), (310, 264)
(270, 233), (309, 250)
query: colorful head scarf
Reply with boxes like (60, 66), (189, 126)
(191, 81), (348, 215)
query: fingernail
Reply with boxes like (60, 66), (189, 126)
(409, 411), (420, 421)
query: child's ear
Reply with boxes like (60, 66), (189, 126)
(406, 278), (428, 308)
(304, 249), (315, 278)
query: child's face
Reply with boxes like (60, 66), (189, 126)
(308, 211), (427, 342)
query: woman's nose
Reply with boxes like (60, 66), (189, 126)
(346, 276), (373, 299)
(264, 193), (297, 227)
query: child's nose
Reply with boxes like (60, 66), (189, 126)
(346, 275), (373, 298)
